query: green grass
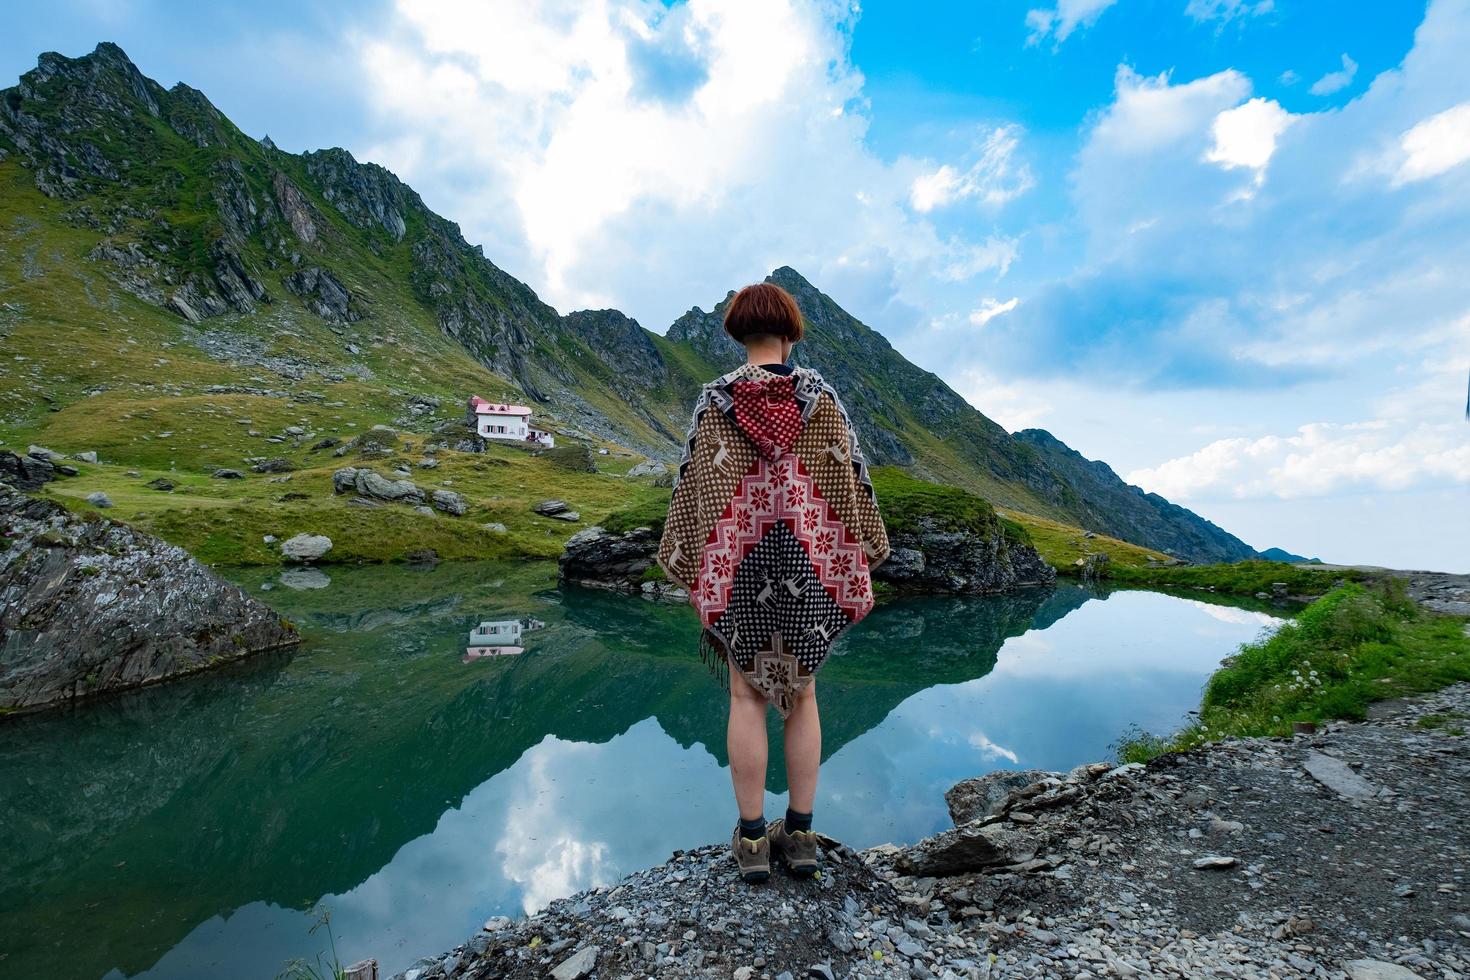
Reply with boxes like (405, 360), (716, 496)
(1115, 581), (1470, 762)
(600, 494), (672, 537)
(869, 465), (1005, 538)
(1002, 510), (1170, 571)
(1105, 559), (1364, 598)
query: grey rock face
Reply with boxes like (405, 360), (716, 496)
(283, 265), (360, 323)
(0, 451), (57, 491)
(874, 517), (1055, 594)
(0, 484), (298, 713)
(559, 525), (688, 600)
(430, 489), (467, 516)
(945, 769), (1060, 825)
(281, 533), (332, 562)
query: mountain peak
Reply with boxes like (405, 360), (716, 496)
(766, 266), (813, 289)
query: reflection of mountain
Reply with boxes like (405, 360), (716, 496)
(0, 564), (1074, 979)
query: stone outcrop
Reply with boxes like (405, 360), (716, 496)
(559, 526), (686, 601)
(0, 483), (298, 714)
(331, 467), (467, 515)
(944, 768), (1060, 825)
(874, 517), (1055, 594)
(0, 451), (59, 491)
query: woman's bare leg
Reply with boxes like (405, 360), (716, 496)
(783, 681), (821, 814)
(727, 667), (769, 821)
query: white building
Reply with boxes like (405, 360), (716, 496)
(468, 395), (554, 447)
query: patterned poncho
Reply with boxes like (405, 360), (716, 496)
(657, 363), (890, 717)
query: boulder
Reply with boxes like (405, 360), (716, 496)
(626, 460), (667, 478)
(896, 823), (1031, 877)
(251, 457), (294, 474)
(0, 485), (298, 714)
(27, 445), (64, 462)
(550, 946), (599, 980)
(431, 489), (467, 516)
(533, 498), (572, 516)
(212, 468), (245, 479)
(0, 451), (56, 490)
(945, 769), (1060, 825)
(145, 477), (175, 492)
(342, 468), (424, 504)
(72, 451), (98, 463)
(85, 491), (113, 508)
(281, 533), (332, 563)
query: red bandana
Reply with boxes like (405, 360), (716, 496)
(732, 376), (803, 460)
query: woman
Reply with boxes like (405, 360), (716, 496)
(657, 282), (890, 883)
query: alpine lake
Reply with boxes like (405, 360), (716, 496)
(0, 561), (1290, 979)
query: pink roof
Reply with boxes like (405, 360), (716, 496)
(469, 395), (531, 415)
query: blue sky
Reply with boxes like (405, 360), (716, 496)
(4, 0), (1468, 570)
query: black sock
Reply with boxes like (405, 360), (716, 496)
(739, 815), (766, 840)
(785, 807), (813, 833)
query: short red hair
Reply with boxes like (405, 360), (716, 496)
(723, 282), (804, 344)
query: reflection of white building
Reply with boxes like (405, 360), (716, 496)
(468, 396), (554, 447)
(464, 617), (545, 661)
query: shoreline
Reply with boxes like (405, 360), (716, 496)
(385, 682), (1470, 980)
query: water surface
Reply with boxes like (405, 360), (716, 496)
(0, 562), (1284, 979)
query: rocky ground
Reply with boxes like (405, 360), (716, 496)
(388, 684), (1470, 980)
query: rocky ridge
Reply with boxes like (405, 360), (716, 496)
(389, 684), (1470, 979)
(0, 42), (1262, 564)
(0, 482), (299, 714)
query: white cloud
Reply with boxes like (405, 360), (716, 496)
(968, 296), (1020, 326)
(1206, 96), (1294, 172)
(1025, 0), (1119, 45)
(1394, 101), (1470, 184)
(1185, 0), (1274, 23)
(1089, 66), (1251, 156)
(1309, 53), (1359, 96)
(354, 0), (1017, 333)
(909, 125), (1035, 212)
(1126, 420), (1470, 501)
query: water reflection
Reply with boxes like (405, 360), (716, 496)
(0, 562), (1283, 979)
(464, 617), (544, 660)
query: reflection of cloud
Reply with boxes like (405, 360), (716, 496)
(496, 739), (614, 913)
(967, 732), (1020, 764)
(1177, 598), (1285, 627)
(989, 590), (1276, 679)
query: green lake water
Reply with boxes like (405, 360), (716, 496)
(0, 561), (1286, 979)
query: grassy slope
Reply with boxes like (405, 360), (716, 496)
(1104, 558), (1365, 597)
(0, 161), (667, 564)
(1118, 582), (1470, 762)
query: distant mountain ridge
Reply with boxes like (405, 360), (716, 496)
(0, 42), (1259, 563)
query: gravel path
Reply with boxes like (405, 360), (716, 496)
(389, 684), (1470, 980)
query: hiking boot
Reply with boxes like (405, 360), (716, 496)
(731, 826), (770, 883)
(768, 818), (819, 877)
